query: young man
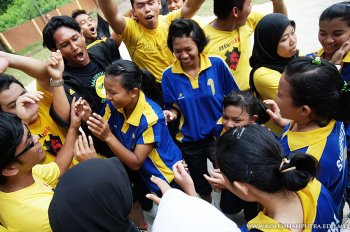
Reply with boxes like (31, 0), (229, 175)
(203, 0), (287, 90)
(0, 99), (81, 231)
(97, 0), (204, 82)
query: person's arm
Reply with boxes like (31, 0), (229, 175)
(47, 50), (70, 123)
(180, 0), (205, 19)
(54, 97), (82, 176)
(97, 0), (126, 35)
(271, 0), (287, 15)
(87, 112), (153, 170)
(16, 91), (44, 125)
(0, 51), (51, 91)
(263, 99), (290, 128)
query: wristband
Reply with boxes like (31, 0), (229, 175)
(49, 78), (64, 87)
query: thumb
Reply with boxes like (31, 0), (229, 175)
(146, 193), (161, 205)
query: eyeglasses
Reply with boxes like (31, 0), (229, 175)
(15, 124), (34, 159)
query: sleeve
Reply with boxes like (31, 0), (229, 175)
(137, 120), (163, 145)
(165, 9), (182, 25)
(161, 71), (176, 110)
(246, 11), (265, 31)
(32, 162), (60, 186)
(121, 17), (140, 49)
(254, 67), (281, 100)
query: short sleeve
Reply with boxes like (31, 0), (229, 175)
(32, 162), (60, 187)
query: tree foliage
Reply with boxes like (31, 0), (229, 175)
(0, 0), (15, 15)
(0, 0), (72, 32)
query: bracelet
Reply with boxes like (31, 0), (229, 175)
(49, 78), (64, 87)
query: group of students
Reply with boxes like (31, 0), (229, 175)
(0, 0), (349, 231)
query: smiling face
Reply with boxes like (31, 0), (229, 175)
(105, 76), (135, 110)
(167, 0), (184, 12)
(53, 26), (89, 67)
(319, 17), (350, 57)
(74, 13), (98, 43)
(132, 0), (161, 29)
(277, 24), (297, 58)
(173, 36), (200, 70)
(222, 105), (256, 131)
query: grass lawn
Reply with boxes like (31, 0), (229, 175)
(7, 0), (270, 86)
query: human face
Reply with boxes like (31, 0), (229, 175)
(277, 24), (297, 58)
(14, 124), (44, 165)
(319, 18), (350, 57)
(0, 83), (26, 114)
(105, 76), (134, 110)
(167, 0), (183, 12)
(173, 36), (200, 70)
(75, 13), (98, 43)
(222, 105), (255, 131)
(132, 0), (161, 29)
(236, 0), (251, 27)
(53, 26), (89, 67)
(275, 75), (300, 120)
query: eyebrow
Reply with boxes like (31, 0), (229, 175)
(7, 90), (26, 108)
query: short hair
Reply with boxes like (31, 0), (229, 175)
(283, 57), (350, 123)
(223, 90), (270, 124)
(320, 1), (350, 26)
(0, 74), (24, 111)
(43, 16), (81, 50)
(71, 9), (88, 19)
(167, 18), (209, 53)
(217, 124), (317, 193)
(214, 0), (244, 19)
(0, 112), (24, 184)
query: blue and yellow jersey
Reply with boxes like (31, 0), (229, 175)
(279, 120), (348, 214)
(162, 54), (239, 142)
(100, 91), (182, 192)
(240, 180), (340, 231)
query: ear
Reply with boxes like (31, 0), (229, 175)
(158, 0), (162, 10)
(250, 115), (258, 124)
(232, 7), (239, 18)
(233, 181), (249, 196)
(2, 165), (19, 177)
(130, 88), (139, 98)
(300, 105), (312, 117)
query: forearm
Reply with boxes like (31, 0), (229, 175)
(105, 135), (144, 170)
(54, 126), (78, 175)
(181, 0), (204, 18)
(272, 0), (287, 15)
(0, 51), (49, 80)
(97, 0), (125, 34)
(52, 85), (70, 123)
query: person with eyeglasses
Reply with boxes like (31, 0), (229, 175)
(0, 98), (82, 231)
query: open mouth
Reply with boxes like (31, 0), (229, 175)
(89, 26), (97, 35)
(145, 15), (154, 21)
(75, 52), (85, 62)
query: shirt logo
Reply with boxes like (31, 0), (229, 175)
(69, 89), (75, 95)
(178, 92), (185, 100)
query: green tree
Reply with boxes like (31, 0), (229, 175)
(0, 0), (15, 15)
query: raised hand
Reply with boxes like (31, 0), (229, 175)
(74, 97), (92, 122)
(87, 112), (113, 142)
(73, 132), (97, 162)
(145, 175), (172, 205)
(47, 50), (64, 81)
(16, 91), (43, 123)
(173, 161), (197, 197)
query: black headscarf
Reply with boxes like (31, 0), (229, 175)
(49, 158), (137, 232)
(249, 13), (296, 94)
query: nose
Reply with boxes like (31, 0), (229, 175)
(33, 134), (40, 145)
(324, 36), (334, 44)
(169, 2), (176, 10)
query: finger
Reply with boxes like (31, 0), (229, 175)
(82, 133), (89, 148)
(145, 193), (161, 205)
(77, 135), (86, 153)
(74, 139), (80, 156)
(150, 175), (171, 194)
(88, 135), (95, 149)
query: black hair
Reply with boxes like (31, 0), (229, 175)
(214, 0), (244, 19)
(320, 1), (350, 26)
(217, 124), (318, 193)
(284, 57), (350, 124)
(0, 112), (24, 185)
(105, 60), (163, 106)
(167, 18), (209, 53)
(223, 90), (270, 124)
(0, 74), (25, 111)
(43, 16), (81, 50)
(71, 9), (88, 19)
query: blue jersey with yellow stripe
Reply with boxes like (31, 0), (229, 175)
(279, 120), (347, 215)
(162, 54), (239, 142)
(100, 91), (182, 192)
(240, 180), (340, 231)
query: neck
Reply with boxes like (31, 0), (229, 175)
(0, 172), (35, 193)
(124, 94), (139, 118)
(321, 52), (333, 61)
(291, 118), (321, 132)
(182, 56), (201, 78)
(210, 17), (240, 32)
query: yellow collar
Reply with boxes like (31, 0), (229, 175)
(117, 91), (146, 127)
(171, 53), (212, 74)
(318, 48), (350, 62)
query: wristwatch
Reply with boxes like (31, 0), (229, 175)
(49, 78), (64, 87)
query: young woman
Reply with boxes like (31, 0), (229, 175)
(209, 90), (270, 221)
(265, 57), (350, 218)
(249, 13), (297, 101)
(148, 125), (340, 231)
(161, 18), (239, 203)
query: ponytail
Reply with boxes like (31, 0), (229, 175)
(140, 69), (163, 107)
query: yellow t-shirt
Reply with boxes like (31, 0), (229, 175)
(203, 12), (264, 90)
(0, 162), (60, 232)
(121, 10), (182, 82)
(32, 83), (77, 166)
